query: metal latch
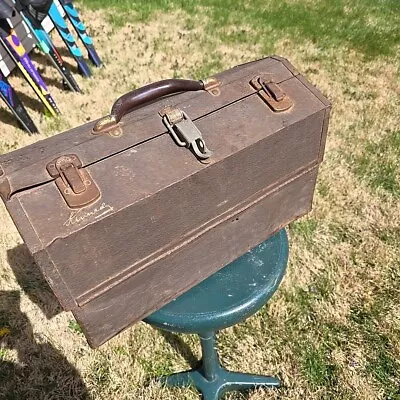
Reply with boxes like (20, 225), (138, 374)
(250, 74), (293, 112)
(46, 154), (100, 209)
(159, 106), (212, 161)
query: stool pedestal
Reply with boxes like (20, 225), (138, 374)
(145, 229), (288, 399)
(160, 331), (279, 400)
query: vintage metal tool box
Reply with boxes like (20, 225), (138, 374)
(0, 56), (330, 347)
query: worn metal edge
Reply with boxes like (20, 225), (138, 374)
(5, 197), (77, 310)
(270, 55), (300, 77)
(296, 74), (331, 107)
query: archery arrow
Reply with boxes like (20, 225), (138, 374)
(59, 0), (102, 67)
(48, 1), (91, 77)
(0, 4), (60, 116)
(18, 4), (81, 92)
(0, 69), (38, 133)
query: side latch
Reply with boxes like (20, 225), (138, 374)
(46, 155), (100, 209)
(159, 106), (212, 161)
(250, 74), (293, 112)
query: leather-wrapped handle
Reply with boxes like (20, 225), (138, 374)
(111, 79), (205, 124)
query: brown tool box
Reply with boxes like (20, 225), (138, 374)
(0, 56), (331, 347)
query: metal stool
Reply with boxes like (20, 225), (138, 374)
(144, 229), (289, 400)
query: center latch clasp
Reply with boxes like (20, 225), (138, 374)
(160, 106), (212, 161)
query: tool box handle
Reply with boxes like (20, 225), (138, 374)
(112, 79), (205, 123)
(92, 78), (221, 135)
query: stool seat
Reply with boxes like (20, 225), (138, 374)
(144, 229), (288, 334)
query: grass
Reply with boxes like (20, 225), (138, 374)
(82, 0), (400, 58)
(69, 319), (84, 334)
(0, 0), (399, 399)
(352, 130), (400, 198)
(351, 304), (400, 398)
(299, 343), (337, 388)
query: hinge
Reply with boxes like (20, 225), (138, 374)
(159, 106), (213, 161)
(250, 74), (293, 112)
(47, 154), (100, 209)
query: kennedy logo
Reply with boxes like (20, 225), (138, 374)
(64, 202), (114, 227)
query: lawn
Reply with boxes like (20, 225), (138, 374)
(0, 0), (399, 399)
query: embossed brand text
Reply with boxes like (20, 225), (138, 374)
(64, 202), (114, 227)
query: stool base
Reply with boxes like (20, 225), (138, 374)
(160, 365), (280, 400)
(159, 332), (279, 400)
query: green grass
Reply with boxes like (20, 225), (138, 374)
(90, 354), (112, 388)
(137, 353), (174, 378)
(377, 227), (400, 247)
(350, 305), (400, 398)
(0, 349), (7, 360)
(299, 343), (337, 388)
(82, 0), (400, 58)
(290, 217), (318, 248)
(68, 319), (83, 334)
(351, 130), (400, 198)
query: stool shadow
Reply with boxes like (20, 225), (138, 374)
(7, 244), (62, 319)
(158, 330), (200, 369)
(0, 290), (90, 399)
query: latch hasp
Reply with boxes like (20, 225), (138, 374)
(47, 154), (100, 209)
(250, 74), (293, 112)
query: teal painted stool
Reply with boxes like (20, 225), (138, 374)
(144, 229), (289, 399)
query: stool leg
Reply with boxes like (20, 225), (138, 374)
(159, 332), (222, 400)
(159, 331), (280, 400)
(199, 331), (220, 381)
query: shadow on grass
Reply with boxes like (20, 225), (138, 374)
(159, 330), (200, 369)
(7, 244), (62, 320)
(0, 291), (90, 399)
(16, 90), (47, 114)
(40, 45), (94, 78)
(0, 107), (24, 132)
(30, 50), (81, 80)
